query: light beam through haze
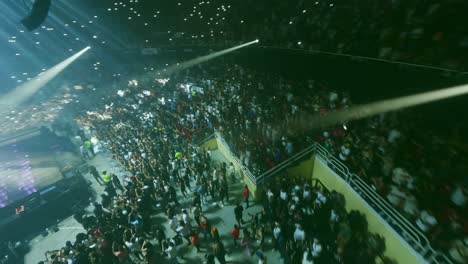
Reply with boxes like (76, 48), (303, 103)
(0, 46), (91, 109)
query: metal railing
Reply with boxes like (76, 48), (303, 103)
(210, 133), (452, 263)
(310, 142), (452, 264)
(192, 126), (216, 145)
(256, 144), (317, 184)
(214, 132), (257, 185)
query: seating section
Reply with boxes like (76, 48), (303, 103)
(37, 58), (465, 263)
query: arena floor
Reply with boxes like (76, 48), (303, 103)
(25, 149), (282, 264)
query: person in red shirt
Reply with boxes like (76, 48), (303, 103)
(242, 185), (250, 208)
(230, 224), (240, 247)
(191, 230), (201, 253)
(200, 215), (212, 240)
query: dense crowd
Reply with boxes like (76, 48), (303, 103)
(170, 0), (468, 71)
(38, 57), (467, 263)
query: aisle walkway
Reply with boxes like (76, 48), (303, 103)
(156, 149), (281, 264)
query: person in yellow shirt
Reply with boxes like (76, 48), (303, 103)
(101, 171), (111, 184)
(84, 140), (95, 156)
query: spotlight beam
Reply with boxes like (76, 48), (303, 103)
(289, 83), (468, 132)
(0, 46), (90, 108)
(165, 40), (259, 74)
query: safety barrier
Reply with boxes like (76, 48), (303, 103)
(192, 126), (216, 146)
(214, 132), (257, 186)
(311, 140), (450, 263)
(310, 142), (452, 264)
(210, 133), (452, 263)
(256, 144), (317, 184)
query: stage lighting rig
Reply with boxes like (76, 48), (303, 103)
(21, 0), (52, 31)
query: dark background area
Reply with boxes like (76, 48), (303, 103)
(233, 47), (468, 132)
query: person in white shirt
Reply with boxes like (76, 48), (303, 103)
(164, 241), (178, 263)
(303, 186), (311, 201)
(170, 215), (179, 232)
(267, 189), (275, 202)
(273, 222), (282, 251)
(273, 223), (281, 240)
(330, 209), (339, 223)
(387, 128), (401, 143)
(302, 250), (314, 264)
(392, 167), (414, 189)
(280, 189), (288, 201)
(315, 191), (327, 205)
(403, 191), (419, 218)
(293, 224), (305, 242)
(386, 185), (405, 207)
(416, 210), (438, 233)
(312, 238), (322, 257)
(182, 209), (190, 224)
(293, 184), (301, 193)
(451, 185), (467, 208)
(292, 195), (300, 204)
(339, 144), (351, 161)
(289, 201), (297, 211)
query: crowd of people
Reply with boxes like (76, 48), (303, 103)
(38, 61), (378, 264)
(167, 0), (468, 72)
(37, 56), (467, 263)
(312, 106), (468, 259)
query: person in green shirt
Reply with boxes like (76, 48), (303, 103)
(101, 171), (111, 184)
(84, 140), (95, 156)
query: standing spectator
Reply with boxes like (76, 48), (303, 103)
(212, 240), (226, 264)
(112, 243), (128, 263)
(273, 222), (282, 251)
(234, 202), (244, 227)
(182, 221), (193, 245)
(416, 210), (438, 233)
(293, 224), (306, 242)
(191, 230), (201, 253)
(80, 144), (90, 160)
(211, 226), (220, 242)
(200, 215), (212, 241)
(111, 173), (124, 192)
(101, 171), (111, 184)
(155, 228), (166, 251)
(89, 165), (103, 185)
(164, 241), (178, 263)
(243, 185), (250, 208)
(84, 139), (95, 156)
(204, 253), (215, 264)
(223, 179), (230, 203)
(303, 250), (313, 264)
(241, 229), (252, 256)
(231, 224), (240, 247)
(219, 184), (227, 206)
(193, 204), (202, 227)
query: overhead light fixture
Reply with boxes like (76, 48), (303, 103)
(21, 0), (52, 31)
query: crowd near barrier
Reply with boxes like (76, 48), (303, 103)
(206, 132), (453, 264)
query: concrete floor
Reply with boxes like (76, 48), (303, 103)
(24, 148), (128, 264)
(24, 149), (282, 264)
(25, 216), (86, 264)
